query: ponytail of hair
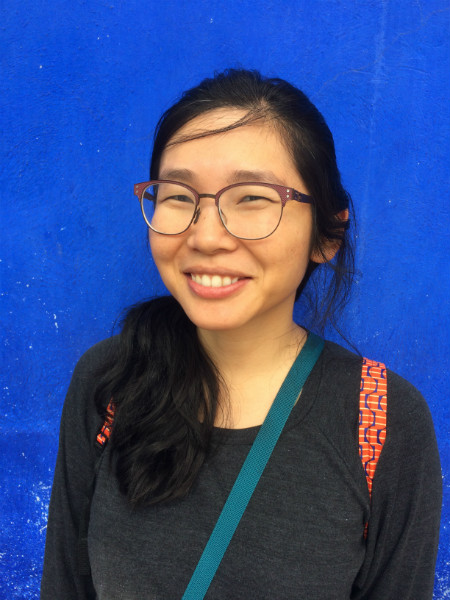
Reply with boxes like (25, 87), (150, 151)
(94, 295), (222, 506)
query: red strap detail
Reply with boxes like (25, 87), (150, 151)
(359, 358), (387, 538)
(96, 400), (116, 447)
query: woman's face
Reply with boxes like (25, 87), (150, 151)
(150, 109), (322, 335)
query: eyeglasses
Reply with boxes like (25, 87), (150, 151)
(134, 180), (313, 240)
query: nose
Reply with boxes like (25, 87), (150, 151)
(186, 198), (237, 253)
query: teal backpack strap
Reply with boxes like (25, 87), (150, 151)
(182, 333), (324, 600)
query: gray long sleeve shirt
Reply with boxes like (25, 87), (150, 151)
(41, 338), (442, 599)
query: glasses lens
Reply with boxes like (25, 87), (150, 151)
(141, 182), (196, 234)
(219, 184), (282, 239)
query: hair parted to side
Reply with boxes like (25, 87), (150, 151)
(95, 69), (355, 506)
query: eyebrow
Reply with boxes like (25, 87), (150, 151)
(229, 169), (285, 185)
(158, 168), (286, 186)
(158, 168), (196, 182)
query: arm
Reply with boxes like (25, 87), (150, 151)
(353, 372), (442, 599)
(40, 342), (108, 599)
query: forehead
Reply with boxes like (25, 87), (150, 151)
(159, 108), (300, 185)
(169, 107), (251, 142)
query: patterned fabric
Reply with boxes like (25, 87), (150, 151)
(96, 401), (115, 447)
(359, 358), (387, 495)
(359, 358), (387, 538)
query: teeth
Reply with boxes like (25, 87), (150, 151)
(191, 274), (239, 287)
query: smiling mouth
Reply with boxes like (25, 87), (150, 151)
(190, 274), (240, 288)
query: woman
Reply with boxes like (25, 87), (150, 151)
(41, 69), (442, 599)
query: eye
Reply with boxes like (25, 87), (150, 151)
(221, 185), (281, 211)
(237, 195), (275, 205)
(157, 194), (195, 205)
(236, 194), (274, 210)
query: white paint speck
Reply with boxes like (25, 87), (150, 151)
(39, 65), (43, 69)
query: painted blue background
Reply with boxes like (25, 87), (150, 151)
(1, 1), (449, 597)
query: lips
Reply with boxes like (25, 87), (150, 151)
(185, 271), (250, 299)
(190, 274), (240, 288)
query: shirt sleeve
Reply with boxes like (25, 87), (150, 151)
(353, 370), (442, 600)
(40, 342), (108, 599)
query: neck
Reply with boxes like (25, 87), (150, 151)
(198, 320), (306, 375)
(198, 317), (308, 429)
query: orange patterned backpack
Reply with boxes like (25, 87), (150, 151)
(359, 358), (387, 536)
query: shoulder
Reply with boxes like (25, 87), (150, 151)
(61, 336), (120, 434)
(65, 336), (120, 404)
(321, 339), (361, 376)
(384, 368), (434, 428)
(313, 340), (362, 411)
(313, 340), (438, 456)
(72, 335), (120, 380)
(381, 368), (438, 472)
(321, 339), (433, 423)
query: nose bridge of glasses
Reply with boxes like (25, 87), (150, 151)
(192, 193), (224, 228)
(198, 193), (219, 206)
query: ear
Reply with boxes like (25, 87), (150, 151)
(310, 209), (349, 264)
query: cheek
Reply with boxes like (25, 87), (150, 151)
(149, 232), (175, 263)
(257, 237), (311, 291)
(272, 225), (314, 286)
(285, 251), (312, 289)
(149, 233), (181, 287)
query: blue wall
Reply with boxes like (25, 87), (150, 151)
(1, 1), (449, 597)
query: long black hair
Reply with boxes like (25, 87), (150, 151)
(94, 69), (354, 506)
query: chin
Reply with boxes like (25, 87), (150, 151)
(180, 303), (252, 332)
(186, 314), (245, 332)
